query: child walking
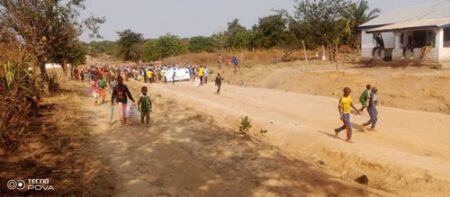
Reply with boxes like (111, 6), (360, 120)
(215, 73), (223, 94)
(111, 76), (135, 126)
(97, 76), (108, 104)
(137, 87), (152, 125)
(335, 87), (360, 143)
(359, 84), (372, 113)
(362, 87), (378, 131)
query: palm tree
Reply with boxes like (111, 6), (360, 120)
(343, 0), (380, 48)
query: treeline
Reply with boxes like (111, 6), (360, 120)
(87, 0), (379, 62)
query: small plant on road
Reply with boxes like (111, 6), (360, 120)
(239, 116), (252, 134)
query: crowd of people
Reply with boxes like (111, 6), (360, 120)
(70, 60), (230, 126)
(73, 57), (378, 144)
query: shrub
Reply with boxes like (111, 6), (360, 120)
(239, 116), (252, 134)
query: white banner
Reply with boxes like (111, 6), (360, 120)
(164, 68), (190, 82)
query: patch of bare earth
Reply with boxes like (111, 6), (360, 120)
(72, 81), (378, 197)
(218, 62), (450, 114)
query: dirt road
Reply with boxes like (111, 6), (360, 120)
(144, 81), (450, 196)
(76, 82), (376, 196)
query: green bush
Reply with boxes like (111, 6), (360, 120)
(239, 116), (252, 134)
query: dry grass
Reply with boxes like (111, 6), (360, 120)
(0, 83), (116, 196)
(161, 49), (312, 66)
(162, 48), (360, 66)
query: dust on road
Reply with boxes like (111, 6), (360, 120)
(74, 82), (375, 197)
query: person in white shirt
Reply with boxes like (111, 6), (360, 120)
(204, 67), (209, 84)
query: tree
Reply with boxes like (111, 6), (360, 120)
(142, 34), (188, 61)
(0, 0), (104, 83)
(188, 36), (216, 53)
(225, 19), (251, 49)
(142, 39), (158, 62)
(342, 0), (380, 47)
(251, 14), (288, 49)
(88, 40), (118, 57)
(294, 0), (351, 47)
(116, 29), (144, 61)
(156, 34), (188, 58)
(212, 32), (227, 52)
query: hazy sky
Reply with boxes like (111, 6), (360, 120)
(80, 0), (443, 41)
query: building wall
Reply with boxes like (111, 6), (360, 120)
(392, 48), (439, 62)
(361, 28), (445, 63)
(438, 27), (450, 63)
(439, 48), (450, 62)
(361, 30), (396, 59)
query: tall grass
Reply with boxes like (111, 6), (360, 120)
(161, 47), (359, 66)
(162, 49), (312, 66)
(0, 61), (44, 151)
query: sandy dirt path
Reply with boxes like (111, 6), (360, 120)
(145, 81), (450, 196)
(75, 82), (377, 197)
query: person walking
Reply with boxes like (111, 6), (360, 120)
(137, 86), (152, 125)
(111, 76), (135, 126)
(204, 66), (209, 84)
(362, 87), (379, 131)
(198, 65), (204, 85)
(172, 69), (176, 85)
(97, 75), (108, 104)
(359, 84), (372, 113)
(335, 87), (360, 143)
(215, 73), (223, 94)
(232, 56), (240, 72)
(217, 54), (223, 69)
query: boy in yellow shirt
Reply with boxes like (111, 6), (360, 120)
(198, 66), (204, 85)
(147, 70), (153, 83)
(335, 87), (359, 143)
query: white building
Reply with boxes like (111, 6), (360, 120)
(359, 2), (450, 64)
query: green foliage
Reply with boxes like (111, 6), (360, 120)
(86, 0), (380, 61)
(226, 19), (251, 49)
(211, 32), (227, 50)
(342, 0), (380, 46)
(251, 14), (289, 49)
(88, 41), (118, 57)
(189, 36), (217, 53)
(117, 29), (144, 61)
(0, 0), (104, 82)
(142, 34), (188, 61)
(294, 0), (351, 46)
(239, 116), (252, 134)
(1, 61), (43, 150)
(142, 39), (159, 62)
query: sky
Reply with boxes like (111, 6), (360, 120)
(79, 0), (443, 41)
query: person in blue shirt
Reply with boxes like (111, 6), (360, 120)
(362, 87), (378, 131)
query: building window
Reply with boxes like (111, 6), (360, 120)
(444, 27), (450, 48)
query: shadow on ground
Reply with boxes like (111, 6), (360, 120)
(93, 93), (374, 197)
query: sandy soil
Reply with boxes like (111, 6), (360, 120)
(145, 80), (450, 196)
(216, 62), (450, 115)
(72, 81), (377, 197)
(0, 85), (116, 196)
